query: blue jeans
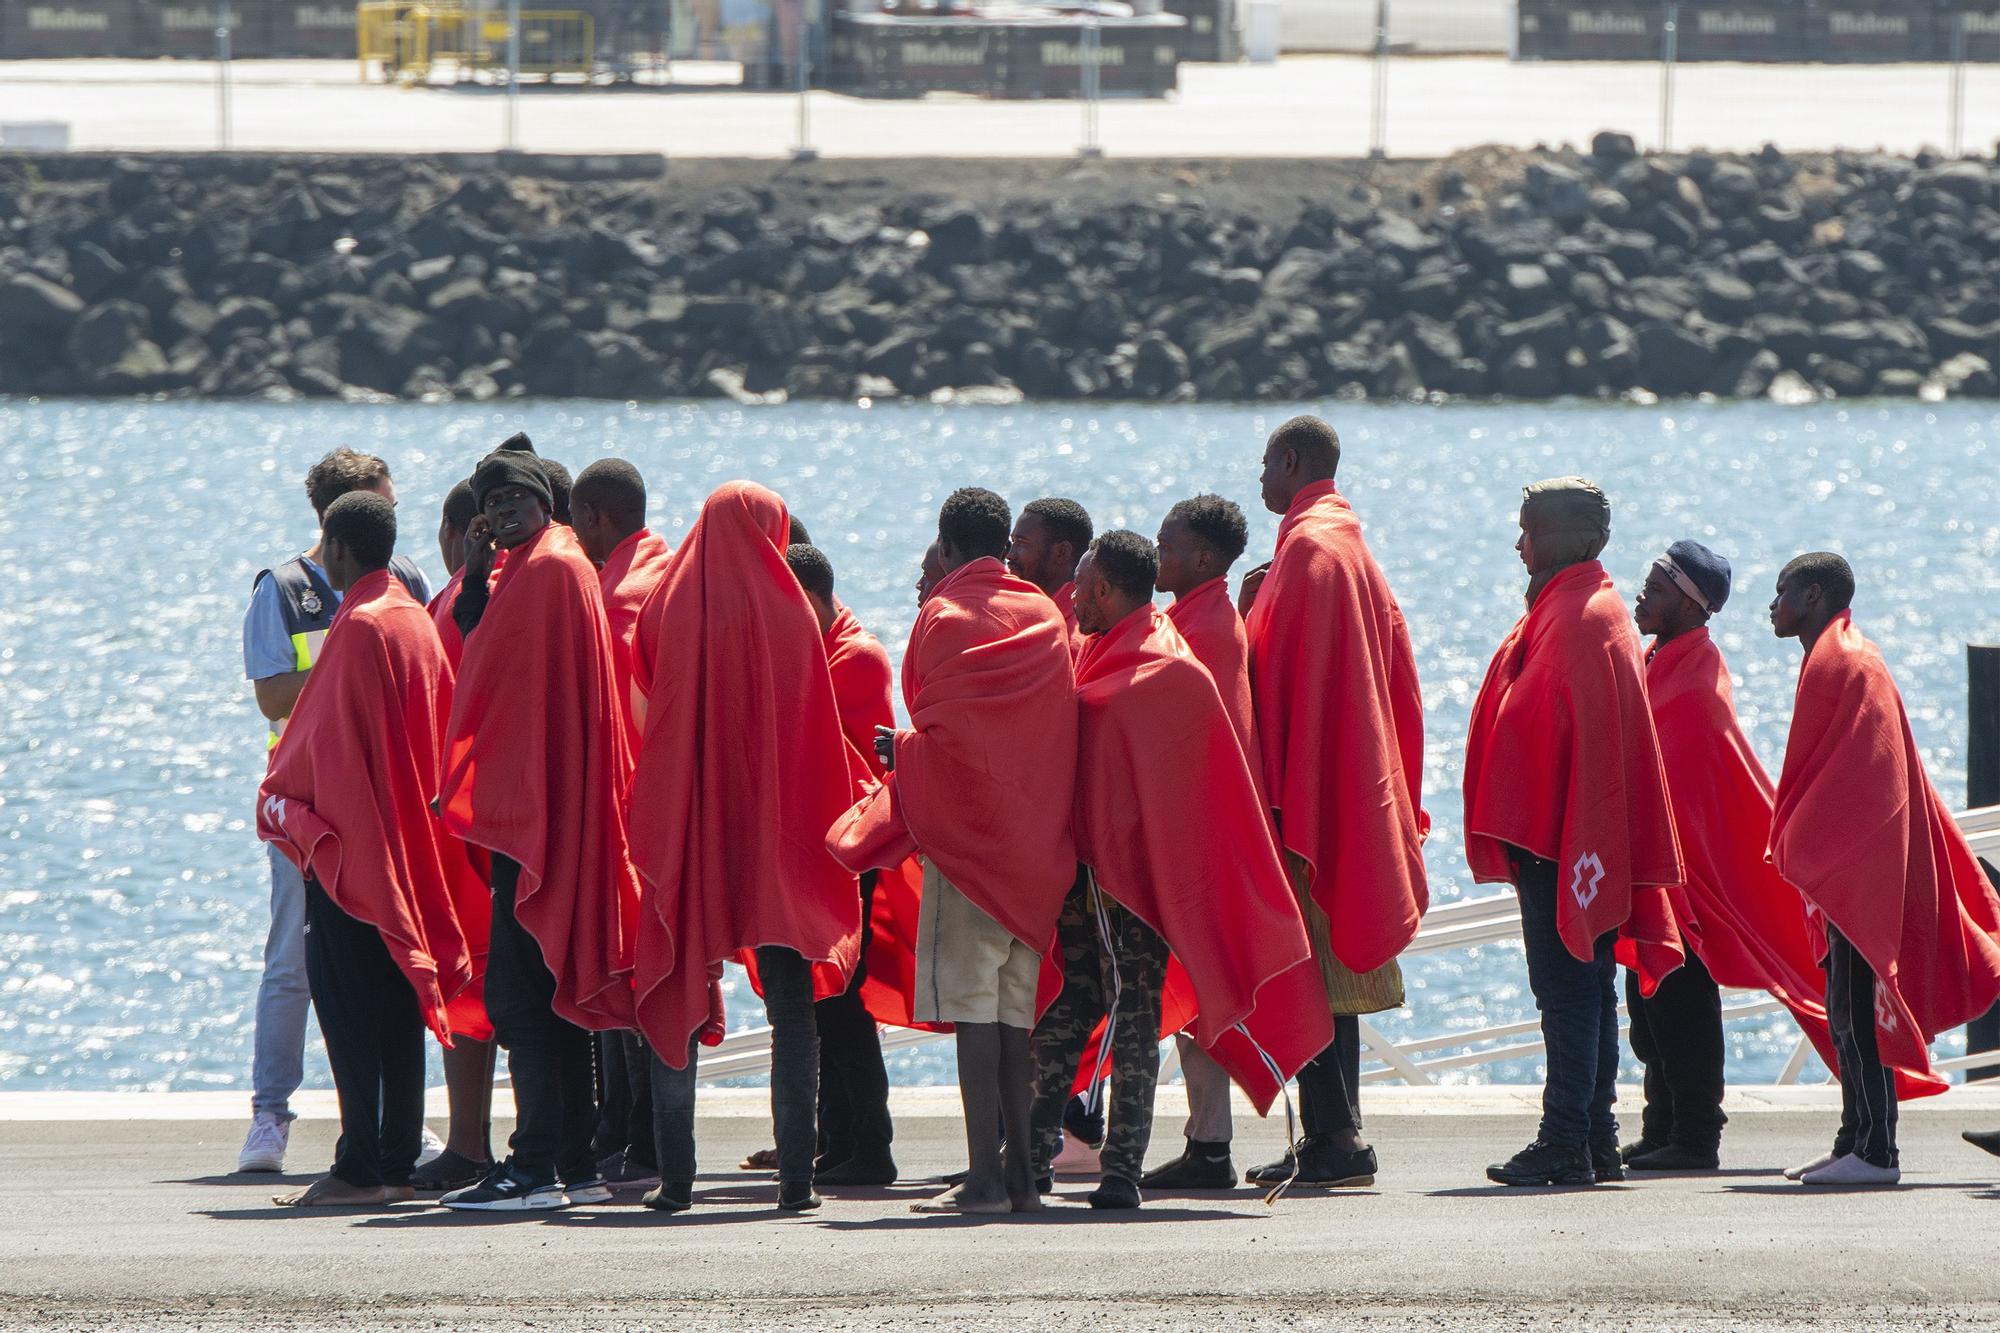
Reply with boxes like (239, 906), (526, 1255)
(1516, 851), (1619, 1150)
(649, 947), (820, 1186)
(251, 843), (311, 1118)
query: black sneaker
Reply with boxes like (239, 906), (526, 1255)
(600, 1149), (662, 1192)
(1627, 1142), (1721, 1172)
(642, 1181), (693, 1213)
(440, 1158), (567, 1211)
(1245, 1147), (1297, 1186)
(1590, 1140), (1625, 1183)
(1141, 1144), (1238, 1190)
(1064, 1095), (1105, 1150)
(815, 1150), (898, 1187)
(1087, 1174), (1141, 1209)
(1293, 1137), (1377, 1188)
(1486, 1139), (1595, 1187)
(411, 1148), (492, 1193)
(1964, 1128), (2000, 1158)
(778, 1179), (822, 1212)
(1619, 1136), (1668, 1165)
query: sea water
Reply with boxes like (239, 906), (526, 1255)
(3, 396), (1996, 1093)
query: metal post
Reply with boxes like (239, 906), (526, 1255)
(1368, 0), (1388, 160)
(1950, 12), (1969, 158)
(1659, 1), (1677, 153)
(1967, 645), (2000, 1079)
(1079, 14), (1104, 159)
(216, 0), (233, 151)
(505, 0), (522, 151)
(793, 38), (817, 160)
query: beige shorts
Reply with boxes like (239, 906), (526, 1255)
(915, 858), (1042, 1029)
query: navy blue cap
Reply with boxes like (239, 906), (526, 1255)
(1660, 539), (1731, 615)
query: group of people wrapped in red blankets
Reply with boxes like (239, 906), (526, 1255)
(254, 414), (2000, 1214)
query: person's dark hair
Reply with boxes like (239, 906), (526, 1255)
(1089, 529), (1158, 601)
(785, 543), (835, 604)
(572, 458), (647, 527)
(789, 516), (812, 546)
(1023, 497), (1094, 554)
(321, 491), (397, 571)
(1165, 494), (1248, 566)
(1269, 414), (1341, 477)
(938, 487), (1012, 559)
(1780, 551), (1856, 613)
(539, 458), (573, 523)
(441, 478), (478, 535)
(304, 447), (391, 519)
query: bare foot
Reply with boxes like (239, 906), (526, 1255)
(272, 1175), (395, 1208)
(910, 1179), (1012, 1214)
(1008, 1190), (1043, 1214)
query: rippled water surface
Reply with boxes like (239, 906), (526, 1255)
(4, 397), (1998, 1094)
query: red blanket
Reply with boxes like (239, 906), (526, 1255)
(627, 482), (861, 1067)
(259, 570), (490, 1044)
(428, 568), (465, 669)
(1245, 480), (1429, 974)
(598, 528), (673, 755)
(1646, 629), (1846, 1076)
(1166, 576), (1261, 786)
(1463, 560), (1684, 991)
(436, 524), (638, 1032)
(1074, 606), (1332, 1112)
(830, 556), (1077, 950)
(1771, 611), (2000, 1088)
(1052, 579), (1084, 662)
(823, 606), (928, 1031)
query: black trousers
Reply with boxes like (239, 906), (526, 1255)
(485, 853), (598, 1182)
(1826, 925), (1898, 1167)
(816, 870), (893, 1163)
(303, 877), (426, 1188)
(592, 1030), (657, 1170)
(1625, 948), (1727, 1150)
(1297, 1015), (1363, 1138)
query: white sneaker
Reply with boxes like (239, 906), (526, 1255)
(1784, 1149), (1839, 1181)
(237, 1112), (291, 1173)
(417, 1125), (446, 1167)
(1800, 1153), (1901, 1187)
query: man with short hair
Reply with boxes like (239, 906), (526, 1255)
(1239, 415), (1428, 1191)
(1464, 476), (1684, 1188)
(436, 445), (640, 1212)
(1625, 542), (1839, 1173)
(1008, 497), (1093, 653)
(626, 483), (862, 1215)
(1035, 530), (1327, 1210)
(258, 492), (488, 1208)
(1144, 494), (1256, 1188)
(426, 479), (479, 673)
(571, 457), (674, 1192)
(786, 542), (910, 1187)
(238, 446), (430, 1174)
(1769, 552), (2000, 1186)
(832, 488), (1077, 1215)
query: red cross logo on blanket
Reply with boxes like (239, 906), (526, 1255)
(1875, 984), (1899, 1036)
(1569, 852), (1605, 910)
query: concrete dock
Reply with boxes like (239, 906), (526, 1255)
(5, 1085), (1999, 1330)
(1, 55), (1996, 160)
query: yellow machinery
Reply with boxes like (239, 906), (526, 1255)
(357, 3), (595, 83)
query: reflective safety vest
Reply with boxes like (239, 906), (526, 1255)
(255, 554), (427, 748)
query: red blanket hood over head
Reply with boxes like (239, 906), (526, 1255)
(830, 556), (1078, 951)
(1771, 611), (2000, 1086)
(627, 482), (861, 1067)
(1463, 560), (1685, 991)
(436, 523), (639, 1032)
(260, 570), (490, 1044)
(1245, 481), (1429, 974)
(598, 528), (673, 752)
(1074, 607), (1332, 1112)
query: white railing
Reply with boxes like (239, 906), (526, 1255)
(693, 805), (2000, 1087)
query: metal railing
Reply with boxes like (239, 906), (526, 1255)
(692, 803), (2000, 1088)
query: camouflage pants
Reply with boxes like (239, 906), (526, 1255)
(1029, 871), (1171, 1182)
